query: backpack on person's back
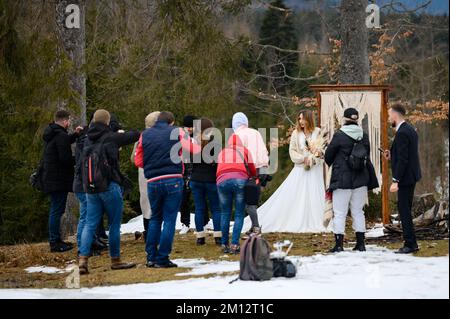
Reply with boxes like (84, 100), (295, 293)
(82, 134), (112, 193)
(346, 136), (368, 171)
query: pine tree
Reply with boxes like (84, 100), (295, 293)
(258, 0), (299, 92)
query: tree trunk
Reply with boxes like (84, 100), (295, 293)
(339, 0), (370, 84)
(55, 0), (86, 239)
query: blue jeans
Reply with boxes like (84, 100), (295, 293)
(190, 181), (221, 233)
(76, 192), (107, 253)
(146, 178), (183, 265)
(80, 182), (123, 258)
(217, 179), (246, 246)
(75, 192), (87, 250)
(48, 192), (68, 243)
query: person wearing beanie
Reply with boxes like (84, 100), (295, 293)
(324, 107), (379, 253)
(231, 112), (269, 236)
(78, 109), (140, 274)
(131, 111), (161, 242)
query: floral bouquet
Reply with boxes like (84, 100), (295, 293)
(304, 129), (329, 171)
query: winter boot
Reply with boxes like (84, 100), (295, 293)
(353, 232), (366, 251)
(213, 231), (222, 246)
(110, 257), (136, 270)
(196, 231), (206, 246)
(78, 256), (89, 275)
(329, 234), (344, 253)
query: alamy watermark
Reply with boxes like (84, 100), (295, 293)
(366, 4), (381, 29)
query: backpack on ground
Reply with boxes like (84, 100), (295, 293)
(347, 137), (368, 171)
(82, 134), (112, 193)
(239, 235), (273, 281)
(271, 258), (297, 278)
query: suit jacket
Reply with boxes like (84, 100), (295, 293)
(390, 122), (422, 186)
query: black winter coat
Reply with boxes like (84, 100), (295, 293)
(85, 122), (140, 187)
(390, 122), (422, 187)
(73, 127), (88, 193)
(325, 125), (379, 191)
(42, 123), (78, 193)
(191, 141), (220, 184)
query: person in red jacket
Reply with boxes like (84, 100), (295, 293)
(217, 134), (257, 254)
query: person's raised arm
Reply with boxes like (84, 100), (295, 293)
(179, 128), (201, 154)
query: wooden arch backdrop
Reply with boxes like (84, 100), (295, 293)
(310, 84), (393, 225)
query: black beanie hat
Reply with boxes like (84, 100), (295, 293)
(183, 115), (197, 128)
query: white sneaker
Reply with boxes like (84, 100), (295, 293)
(179, 224), (190, 235)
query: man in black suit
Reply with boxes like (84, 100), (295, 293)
(384, 103), (422, 254)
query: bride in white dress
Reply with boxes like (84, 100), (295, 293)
(243, 110), (329, 233)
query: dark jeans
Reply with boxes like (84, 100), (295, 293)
(48, 192), (68, 243)
(398, 184), (418, 248)
(190, 181), (221, 233)
(180, 178), (192, 226)
(218, 179), (246, 246)
(80, 182), (124, 258)
(146, 178), (183, 265)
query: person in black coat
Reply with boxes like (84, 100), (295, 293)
(384, 103), (422, 254)
(78, 109), (140, 274)
(42, 110), (82, 252)
(324, 108), (379, 253)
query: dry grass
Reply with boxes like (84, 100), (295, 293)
(0, 229), (448, 289)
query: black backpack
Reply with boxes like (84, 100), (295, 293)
(82, 134), (112, 193)
(271, 258), (297, 278)
(30, 162), (45, 192)
(30, 143), (47, 192)
(347, 137), (368, 171)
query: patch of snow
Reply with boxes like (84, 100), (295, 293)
(5, 245), (448, 299)
(25, 266), (70, 274)
(366, 224), (385, 238)
(173, 259), (239, 277)
(121, 214), (232, 235)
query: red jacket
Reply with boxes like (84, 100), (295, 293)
(217, 134), (257, 179)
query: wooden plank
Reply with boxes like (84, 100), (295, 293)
(310, 84), (393, 92)
(381, 89), (391, 224)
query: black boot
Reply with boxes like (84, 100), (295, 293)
(353, 232), (366, 251)
(196, 238), (206, 246)
(329, 234), (344, 253)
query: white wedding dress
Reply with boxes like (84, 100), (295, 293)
(243, 127), (330, 233)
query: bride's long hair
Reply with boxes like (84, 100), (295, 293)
(296, 110), (315, 134)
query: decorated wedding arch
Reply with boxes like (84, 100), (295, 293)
(310, 84), (393, 225)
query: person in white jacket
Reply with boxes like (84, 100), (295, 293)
(130, 111), (160, 241)
(232, 112), (269, 235)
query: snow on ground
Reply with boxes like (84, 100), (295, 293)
(120, 214), (223, 234)
(173, 259), (239, 277)
(2, 245), (448, 299)
(25, 266), (70, 274)
(366, 224), (385, 238)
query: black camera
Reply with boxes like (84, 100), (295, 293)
(258, 174), (272, 187)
